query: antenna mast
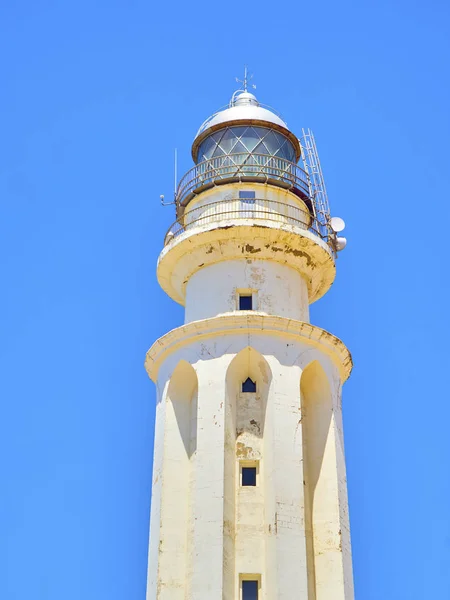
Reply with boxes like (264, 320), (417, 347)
(174, 148), (177, 199)
(159, 148), (178, 208)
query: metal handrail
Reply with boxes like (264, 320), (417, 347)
(164, 197), (335, 254)
(176, 154), (310, 208)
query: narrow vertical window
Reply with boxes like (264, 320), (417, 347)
(242, 580), (259, 600)
(239, 294), (253, 310)
(241, 466), (257, 486)
(242, 377), (256, 392)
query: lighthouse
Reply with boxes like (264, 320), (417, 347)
(145, 76), (354, 600)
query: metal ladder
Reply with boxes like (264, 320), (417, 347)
(300, 128), (331, 238)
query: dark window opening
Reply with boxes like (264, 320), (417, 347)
(242, 377), (256, 393)
(242, 580), (259, 600)
(242, 467), (257, 486)
(239, 190), (256, 204)
(239, 294), (253, 310)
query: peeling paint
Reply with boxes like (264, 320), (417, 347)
(242, 243), (262, 254)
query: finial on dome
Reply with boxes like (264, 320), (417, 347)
(231, 66), (258, 107)
(235, 65), (256, 93)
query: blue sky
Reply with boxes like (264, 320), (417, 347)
(1, 1), (449, 598)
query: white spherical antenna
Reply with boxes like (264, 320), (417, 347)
(336, 236), (347, 252)
(330, 216), (346, 233)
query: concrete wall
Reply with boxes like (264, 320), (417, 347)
(301, 361), (354, 600)
(151, 361), (197, 600)
(147, 331), (353, 600)
(185, 259), (310, 324)
(149, 177), (351, 599)
(184, 183), (310, 228)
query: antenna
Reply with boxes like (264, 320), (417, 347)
(335, 237), (347, 251)
(330, 217), (345, 232)
(329, 217), (347, 252)
(174, 148), (177, 199)
(235, 65), (256, 93)
(160, 149), (178, 207)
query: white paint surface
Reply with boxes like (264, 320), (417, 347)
(147, 175), (353, 598)
(185, 259), (310, 323)
(146, 331), (354, 599)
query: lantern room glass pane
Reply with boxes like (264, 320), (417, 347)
(231, 140), (247, 154)
(218, 129), (238, 154)
(199, 137), (215, 160)
(263, 130), (282, 154)
(240, 127), (261, 152)
(197, 126), (296, 164)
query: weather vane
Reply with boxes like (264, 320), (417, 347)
(235, 65), (256, 92)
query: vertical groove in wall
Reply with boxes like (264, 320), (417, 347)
(158, 361), (197, 599)
(301, 370), (318, 600)
(223, 360), (237, 600)
(302, 360), (349, 599)
(186, 387), (198, 597)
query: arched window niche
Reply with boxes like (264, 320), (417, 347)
(158, 359), (198, 592)
(300, 359), (334, 600)
(226, 347), (271, 442)
(166, 359), (198, 459)
(223, 347), (272, 598)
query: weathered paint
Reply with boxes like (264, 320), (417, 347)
(146, 333), (354, 599)
(157, 184), (335, 307)
(185, 259), (310, 323)
(146, 179), (354, 598)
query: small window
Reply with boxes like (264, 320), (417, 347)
(242, 580), (259, 600)
(242, 467), (257, 486)
(242, 377), (256, 393)
(239, 190), (256, 204)
(239, 294), (253, 310)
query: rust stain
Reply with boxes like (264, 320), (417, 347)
(249, 419), (261, 434)
(223, 519), (235, 538)
(242, 243), (261, 254)
(258, 359), (269, 383)
(236, 441), (253, 458)
(267, 245), (314, 265)
(284, 247), (313, 264)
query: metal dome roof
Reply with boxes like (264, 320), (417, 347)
(195, 92), (288, 136)
(192, 91), (300, 162)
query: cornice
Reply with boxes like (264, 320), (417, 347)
(145, 313), (352, 383)
(157, 221), (336, 306)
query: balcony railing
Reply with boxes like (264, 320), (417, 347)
(176, 154), (310, 208)
(164, 197), (335, 254)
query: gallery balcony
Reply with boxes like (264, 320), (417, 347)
(176, 154), (311, 211)
(164, 197), (335, 255)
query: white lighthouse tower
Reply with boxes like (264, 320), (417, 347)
(145, 77), (354, 600)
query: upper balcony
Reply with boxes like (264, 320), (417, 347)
(159, 190), (337, 305)
(176, 153), (311, 213)
(165, 192), (336, 256)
